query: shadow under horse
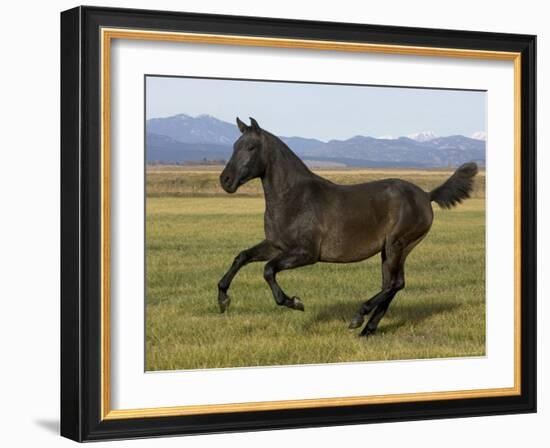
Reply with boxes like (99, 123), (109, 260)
(217, 117), (478, 337)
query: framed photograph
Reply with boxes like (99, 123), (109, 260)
(60, 6), (536, 442)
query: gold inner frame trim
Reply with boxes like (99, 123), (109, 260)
(100, 27), (522, 421)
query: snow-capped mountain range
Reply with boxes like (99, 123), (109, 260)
(146, 114), (486, 168)
(147, 114), (238, 145)
(470, 131), (487, 141)
(407, 131), (439, 142)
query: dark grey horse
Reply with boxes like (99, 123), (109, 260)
(218, 117), (478, 336)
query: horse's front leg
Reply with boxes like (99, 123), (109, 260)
(218, 240), (279, 312)
(263, 249), (317, 311)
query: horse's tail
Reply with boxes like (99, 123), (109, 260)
(429, 162), (478, 209)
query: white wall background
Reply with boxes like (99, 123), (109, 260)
(0, 1), (545, 446)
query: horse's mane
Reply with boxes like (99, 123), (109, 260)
(262, 130), (321, 181)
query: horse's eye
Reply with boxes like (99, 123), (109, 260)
(247, 145), (256, 152)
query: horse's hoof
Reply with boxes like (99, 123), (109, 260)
(348, 314), (364, 329)
(219, 299), (230, 313)
(218, 292), (231, 313)
(359, 327), (375, 337)
(291, 296), (305, 311)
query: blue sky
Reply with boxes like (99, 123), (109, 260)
(146, 76), (486, 141)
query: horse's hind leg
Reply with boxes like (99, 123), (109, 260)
(348, 240), (405, 333)
(350, 234), (427, 336)
(361, 237), (427, 335)
(359, 266), (405, 337)
(263, 249), (317, 311)
(218, 240), (278, 312)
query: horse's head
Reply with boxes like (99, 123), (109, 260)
(220, 117), (267, 193)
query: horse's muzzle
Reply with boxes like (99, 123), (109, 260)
(220, 171), (238, 193)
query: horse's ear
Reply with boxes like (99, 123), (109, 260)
(249, 117), (261, 133)
(236, 117), (248, 133)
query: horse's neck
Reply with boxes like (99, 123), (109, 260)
(261, 136), (314, 204)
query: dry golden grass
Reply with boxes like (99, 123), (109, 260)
(146, 165), (485, 199)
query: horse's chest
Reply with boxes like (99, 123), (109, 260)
(263, 208), (284, 240)
(263, 203), (307, 246)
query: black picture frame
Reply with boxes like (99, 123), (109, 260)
(61, 5), (536, 442)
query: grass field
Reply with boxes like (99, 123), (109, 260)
(145, 166), (486, 371)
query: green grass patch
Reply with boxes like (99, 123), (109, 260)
(145, 169), (485, 370)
